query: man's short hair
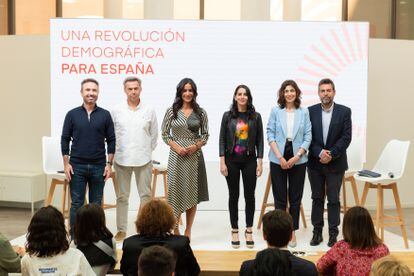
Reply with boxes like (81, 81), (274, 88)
(138, 245), (176, 276)
(123, 76), (142, 86)
(318, 78), (335, 91)
(262, 210), (293, 247)
(80, 78), (99, 90)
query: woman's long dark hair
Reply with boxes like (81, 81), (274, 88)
(172, 78), (201, 119)
(342, 206), (382, 249)
(250, 248), (295, 276)
(230, 84), (256, 119)
(25, 206), (69, 257)
(74, 203), (113, 247)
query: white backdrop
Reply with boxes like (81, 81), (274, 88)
(50, 19), (368, 210)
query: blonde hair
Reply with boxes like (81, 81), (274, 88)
(371, 255), (411, 276)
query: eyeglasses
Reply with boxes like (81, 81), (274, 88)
(291, 251), (306, 256)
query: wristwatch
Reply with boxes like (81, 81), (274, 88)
(296, 152), (303, 158)
(106, 161), (113, 165)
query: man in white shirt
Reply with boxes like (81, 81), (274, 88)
(111, 77), (158, 241)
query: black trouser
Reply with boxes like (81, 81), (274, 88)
(308, 167), (344, 236)
(270, 141), (306, 230)
(225, 158), (257, 229)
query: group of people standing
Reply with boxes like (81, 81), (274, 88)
(219, 78), (351, 249)
(61, 75), (351, 250)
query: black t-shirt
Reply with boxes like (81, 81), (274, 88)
(76, 237), (115, 267)
(229, 112), (253, 162)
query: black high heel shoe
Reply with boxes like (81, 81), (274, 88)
(231, 230), (240, 249)
(245, 229), (254, 249)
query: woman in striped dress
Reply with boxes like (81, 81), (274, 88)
(161, 78), (209, 239)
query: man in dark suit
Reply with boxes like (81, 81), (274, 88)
(308, 78), (352, 247)
(240, 210), (317, 276)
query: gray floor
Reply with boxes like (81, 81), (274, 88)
(1, 206), (413, 242)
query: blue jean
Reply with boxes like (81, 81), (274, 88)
(69, 162), (105, 236)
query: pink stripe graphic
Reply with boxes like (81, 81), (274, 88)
(331, 30), (351, 64)
(321, 37), (346, 68)
(298, 67), (326, 79)
(354, 24), (363, 60)
(304, 55), (338, 77)
(311, 45), (341, 71)
(342, 24), (356, 61)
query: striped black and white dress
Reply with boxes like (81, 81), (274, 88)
(161, 107), (209, 217)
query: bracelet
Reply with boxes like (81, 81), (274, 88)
(106, 161), (113, 165)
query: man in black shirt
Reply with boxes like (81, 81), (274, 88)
(61, 78), (115, 236)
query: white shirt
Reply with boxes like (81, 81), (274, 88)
(286, 111), (295, 139)
(21, 247), (95, 276)
(322, 102), (334, 145)
(111, 101), (158, 166)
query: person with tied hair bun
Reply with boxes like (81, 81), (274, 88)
(21, 206), (94, 276)
(317, 206), (389, 276)
(120, 199), (200, 276)
(161, 78), (209, 239)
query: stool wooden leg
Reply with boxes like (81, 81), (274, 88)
(300, 204), (307, 228)
(360, 182), (370, 206)
(163, 171), (168, 199)
(350, 176), (360, 206)
(257, 173), (272, 229)
(62, 180), (68, 215)
(391, 183), (409, 249)
(45, 179), (57, 206)
(151, 169), (158, 198)
(342, 177), (347, 213)
(378, 185), (384, 240)
(375, 184), (381, 236)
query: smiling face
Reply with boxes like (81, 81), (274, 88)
(181, 83), (194, 104)
(81, 81), (99, 105)
(284, 85), (297, 105)
(234, 87), (249, 109)
(318, 83), (335, 107)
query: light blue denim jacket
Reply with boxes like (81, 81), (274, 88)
(266, 106), (312, 165)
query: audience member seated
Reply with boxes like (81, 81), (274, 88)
(317, 206), (389, 276)
(240, 210), (317, 276)
(138, 245), (176, 276)
(0, 232), (22, 274)
(21, 206), (95, 275)
(120, 199), (200, 276)
(371, 255), (411, 276)
(74, 203), (117, 276)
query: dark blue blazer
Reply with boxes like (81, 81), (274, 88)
(307, 103), (352, 173)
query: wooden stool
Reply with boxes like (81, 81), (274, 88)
(257, 172), (307, 229)
(341, 173), (360, 213)
(360, 181), (409, 249)
(44, 175), (70, 218)
(44, 171), (118, 217)
(151, 168), (168, 200)
(151, 167), (183, 225)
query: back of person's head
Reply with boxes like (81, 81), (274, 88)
(262, 210), (293, 247)
(135, 199), (175, 236)
(26, 206), (69, 257)
(138, 245), (176, 276)
(343, 206), (381, 249)
(250, 248), (294, 276)
(74, 203), (113, 246)
(371, 255), (411, 276)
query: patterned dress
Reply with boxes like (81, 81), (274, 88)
(161, 107), (209, 217)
